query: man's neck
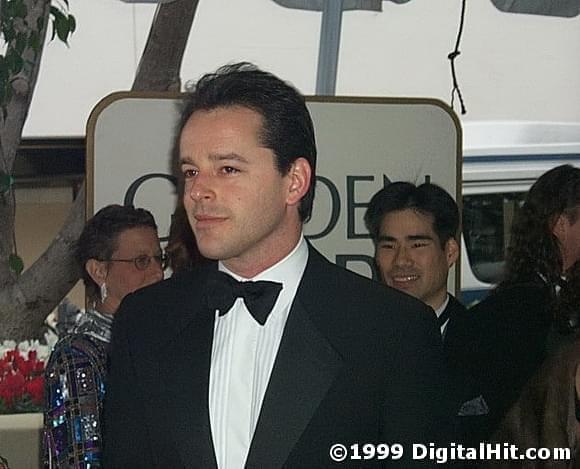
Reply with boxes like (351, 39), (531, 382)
(428, 292), (450, 316)
(222, 232), (303, 279)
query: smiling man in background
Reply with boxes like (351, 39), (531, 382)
(365, 181), (465, 339)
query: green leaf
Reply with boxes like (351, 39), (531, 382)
(13, 0), (27, 18)
(0, 172), (14, 192)
(3, 24), (15, 43)
(13, 55), (23, 74)
(0, 80), (12, 107)
(54, 15), (70, 44)
(8, 254), (24, 275)
(4, 0), (14, 17)
(15, 33), (27, 54)
(0, 397), (9, 414)
(68, 15), (76, 34)
(4, 51), (15, 71)
(13, 394), (43, 414)
(4, 49), (23, 74)
(6, 53), (23, 74)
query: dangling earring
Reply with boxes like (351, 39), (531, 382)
(100, 283), (108, 303)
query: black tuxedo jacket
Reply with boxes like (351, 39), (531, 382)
(103, 246), (452, 468)
(446, 280), (553, 444)
(441, 294), (468, 351)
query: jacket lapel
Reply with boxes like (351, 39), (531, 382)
(245, 250), (344, 468)
(156, 268), (219, 468)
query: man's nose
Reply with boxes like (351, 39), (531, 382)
(394, 246), (413, 266)
(187, 174), (214, 201)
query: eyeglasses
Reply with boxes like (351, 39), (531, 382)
(107, 254), (168, 271)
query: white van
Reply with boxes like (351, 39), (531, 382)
(460, 121), (580, 305)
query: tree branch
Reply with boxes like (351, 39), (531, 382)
(132, 0), (199, 91)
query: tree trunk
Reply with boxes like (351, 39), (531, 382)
(132, 0), (199, 92)
(0, 186), (85, 340)
(0, 0), (53, 341)
(1, 0), (52, 278)
(0, 0), (199, 341)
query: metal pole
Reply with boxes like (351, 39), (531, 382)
(315, 0), (344, 95)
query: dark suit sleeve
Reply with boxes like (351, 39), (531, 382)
(466, 285), (551, 440)
(380, 301), (456, 464)
(102, 297), (153, 468)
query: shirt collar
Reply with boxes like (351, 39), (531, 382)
(219, 236), (309, 311)
(434, 294), (450, 318)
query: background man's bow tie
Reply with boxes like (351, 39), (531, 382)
(206, 270), (283, 325)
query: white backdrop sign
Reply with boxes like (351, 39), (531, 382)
(87, 93), (461, 289)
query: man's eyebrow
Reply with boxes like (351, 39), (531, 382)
(179, 156), (194, 166)
(210, 153), (249, 164)
(377, 234), (434, 242)
(179, 153), (249, 165)
(407, 234), (434, 242)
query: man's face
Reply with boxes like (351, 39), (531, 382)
(554, 208), (580, 272)
(179, 106), (308, 276)
(375, 208), (458, 310)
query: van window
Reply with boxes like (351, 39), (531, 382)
(462, 192), (527, 284)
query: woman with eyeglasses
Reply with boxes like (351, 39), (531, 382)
(43, 204), (164, 468)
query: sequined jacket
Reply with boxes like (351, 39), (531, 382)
(43, 310), (112, 468)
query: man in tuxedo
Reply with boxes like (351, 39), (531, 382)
(103, 63), (451, 468)
(364, 181), (466, 342)
(365, 181), (479, 445)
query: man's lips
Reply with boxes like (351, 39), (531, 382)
(389, 274), (419, 288)
(193, 215), (227, 227)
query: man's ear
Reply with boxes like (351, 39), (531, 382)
(552, 213), (569, 242)
(445, 238), (460, 268)
(286, 157), (312, 207)
(85, 259), (108, 286)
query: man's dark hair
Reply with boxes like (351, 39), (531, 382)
(364, 181), (460, 248)
(76, 204), (158, 300)
(504, 164), (580, 285)
(176, 62), (317, 221)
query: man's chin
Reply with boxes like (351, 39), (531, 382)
(389, 281), (420, 299)
(196, 242), (235, 262)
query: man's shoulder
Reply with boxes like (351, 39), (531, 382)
(468, 280), (550, 322)
(303, 247), (436, 330)
(446, 294), (467, 316)
(115, 263), (213, 330)
(128, 263), (211, 302)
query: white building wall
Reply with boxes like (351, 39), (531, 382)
(22, 0), (580, 138)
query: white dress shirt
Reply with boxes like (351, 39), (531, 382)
(208, 236), (308, 469)
(434, 294), (451, 337)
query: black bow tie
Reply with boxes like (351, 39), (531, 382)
(206, 270), (283, 325)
